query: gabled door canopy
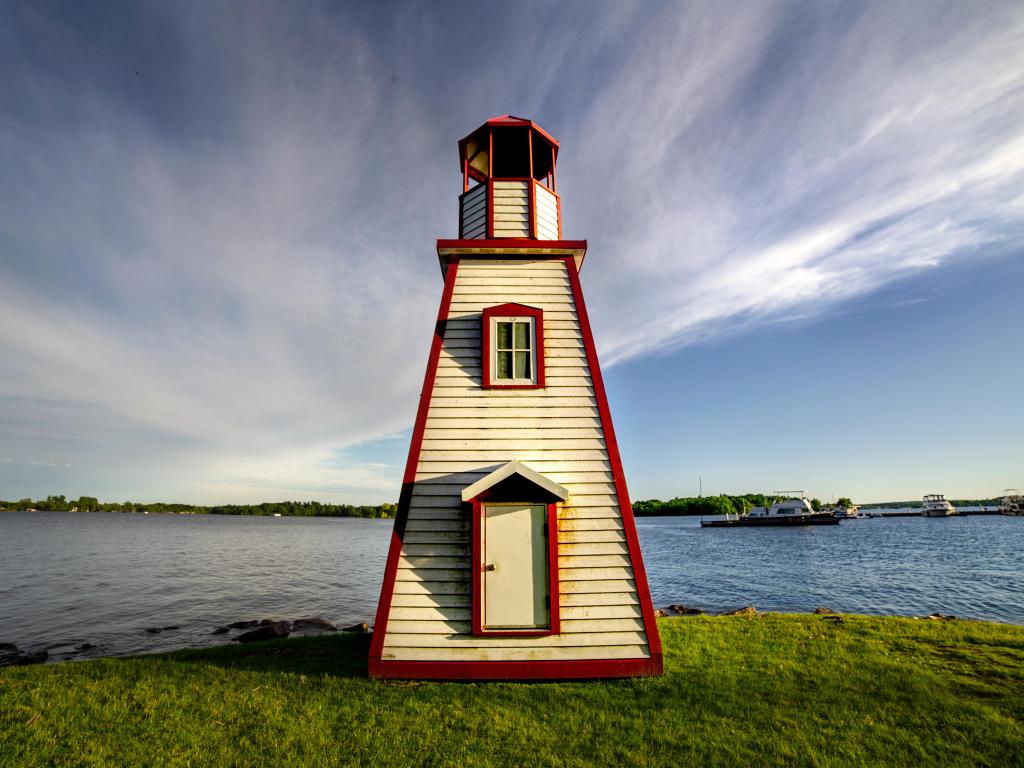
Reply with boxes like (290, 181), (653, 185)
(461, 460), (569, 503)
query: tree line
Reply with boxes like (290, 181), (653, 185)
(632, 494), (828, 516)
(0, 495), (397, 518)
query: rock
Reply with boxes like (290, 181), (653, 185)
(654, 609), (668, 618)
(813, 606), (837, 615)
(227, 620), (258, 629)
(0, 645), (48, 667)
(144, 627), (163, 634)
(161, 626), (180, 631)
(722, 605), (758, 617)
(341, 622), (369, 633)
(669, 604), (704, 616)
(75, 643), (98, 651)
(259, 618), (282, 627)
(293, 617), (339, 631)
(927, 612), (957, 621)
(212, 626), (230, 635)
(237, 621), (291, 643)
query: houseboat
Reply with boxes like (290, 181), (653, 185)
(701, 497), (840, 527)
(1000, 491), (1023, 516)
(921, 494), (956, 517)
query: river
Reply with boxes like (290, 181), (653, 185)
(1, 511), (1021, 661)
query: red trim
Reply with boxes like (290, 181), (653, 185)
(470, 501), (559, 637)
(481, 303), (545, 389)
(562, 256), (663, 671)
(528, 175), (536, 239)
(550, 144), (557, 192)
(368, 260), (461, 669)
(527, 130), (536, 237)
(372, 657), (659, 681)
(437, 238), (586, 252)
(486, 179), (493, 239)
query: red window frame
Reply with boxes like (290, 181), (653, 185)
(481, 303), (545, 389)
(469, 499), (560, 637)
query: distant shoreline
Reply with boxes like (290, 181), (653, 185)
(0, 499), (396, 519)
(1, 492), (1006, 519)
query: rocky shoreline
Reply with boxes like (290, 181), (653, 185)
(0, 615), (373, 668)
(0, 606), (971, 668)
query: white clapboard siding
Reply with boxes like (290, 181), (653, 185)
(381, 257), (650, 663)
(391, 580), (471, 595)
(535, 184), (559, 240)
(403, 531), (469, 545)
(558, 529), (627, 544)
(390, 606), (473, 622)
(461, 184), (488, 239)
(415, 470), (614, 486)
(422, 417), (603, 431)
(559, 579), (636, 594)
(393, 569), (468, 582)
(560, 592), (640, 607)
(390, 592), (471, 608)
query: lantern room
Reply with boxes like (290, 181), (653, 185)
(458, 115), (561, 240)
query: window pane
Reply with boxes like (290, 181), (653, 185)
(496, 322), (513, 350)
(513, 321), (531, 350)
(496, 351), (512, 379)
(514, 351), (531, 380)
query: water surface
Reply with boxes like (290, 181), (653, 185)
(1, 511), (1021, 661)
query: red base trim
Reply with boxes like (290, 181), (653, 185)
(369, 655), (663, 681)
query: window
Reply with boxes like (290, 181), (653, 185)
(494, 318), (533, 381)
(482, 304), (545, 389)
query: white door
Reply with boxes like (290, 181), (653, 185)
(482, 504), (549, 630)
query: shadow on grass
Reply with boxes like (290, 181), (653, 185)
(160, 632), (372, 679)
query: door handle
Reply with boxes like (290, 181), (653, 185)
(484, 563), (496, 571)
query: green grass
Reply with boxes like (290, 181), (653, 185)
(2, 615), (1022, 767)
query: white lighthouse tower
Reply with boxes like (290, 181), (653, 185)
(369, 116), (662, 680)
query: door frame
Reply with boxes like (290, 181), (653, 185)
(470, 499), (560, 637)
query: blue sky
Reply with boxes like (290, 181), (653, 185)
(1, 1), (1022, 505)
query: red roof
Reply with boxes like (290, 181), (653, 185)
(458, 115), (560, 151)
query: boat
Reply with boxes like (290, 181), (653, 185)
(1000, 490), (1024, 516)
(701, 497), (840, 527)
(921, 494), (956, 517)
(826, 504), (861, 520)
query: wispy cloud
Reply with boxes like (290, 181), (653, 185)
(1, 1), (1022, 501)
(565, 2), (1024, 363)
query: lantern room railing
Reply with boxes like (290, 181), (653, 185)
(459, 178), (562, 240)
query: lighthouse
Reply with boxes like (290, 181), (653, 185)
(369, 116), (662, 680)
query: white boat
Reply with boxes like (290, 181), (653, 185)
(826, 504), (861, 519)
(921, 494), (956, 517)
(702, 496), (840, 527)
(1000, 490), (1024, 516)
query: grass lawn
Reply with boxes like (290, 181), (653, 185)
(1, 614), (1022, 767)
